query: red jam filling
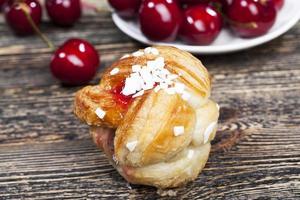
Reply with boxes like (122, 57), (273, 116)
(111, 83), (133, 109)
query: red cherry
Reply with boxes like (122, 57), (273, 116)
(46, 0), (81, 26)
(139, 0), (182, 41)
(179, 0), (203, 4)
(108, 0), (141, 18)
(4, 0), (42, 35)
(111, 83), (133, 109)
(272, 0), (284, 11)
(0, 0), (6, 11)
(181, 0), (230, 13)
(226, 0), (277, 38)
(180, 0), (224, 5)
(179, 4), (222, 45)
(50, 39), (100, 85)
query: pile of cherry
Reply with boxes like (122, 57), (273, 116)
(0, 0), (99, 85)
(0, 0), (285, 86)
(109, 0), (284, 45)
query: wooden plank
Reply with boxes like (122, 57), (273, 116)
(0, 132), (299, 199)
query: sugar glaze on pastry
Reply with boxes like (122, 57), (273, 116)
(74, 46), (219, 188)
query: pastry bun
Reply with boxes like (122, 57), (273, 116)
(74, 46), (219, 188)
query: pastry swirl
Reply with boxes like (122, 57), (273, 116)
(74, 46), (219, 188)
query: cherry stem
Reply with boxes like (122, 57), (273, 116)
(18, 2), (55, 51)
(81, 1), (111, 13)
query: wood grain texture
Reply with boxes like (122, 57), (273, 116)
(0, 3), (300, 199)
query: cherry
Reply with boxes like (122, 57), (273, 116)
(139, 0), (182, 41)
(4, 0), (42, 35)
(181, 0), (229, 14)
(0, 0), (6, 11)
(179, 0), (204, 4)
(226, 0), (277, 38)
(46, 0), (82, 27)
(111, 83), (133, 109)
(180, 0), (224, 5)
(108, 0), (141, 18)
(50, 39), (100, 85)
(272, 0), (284, 11)
(179, 4), (222, 45)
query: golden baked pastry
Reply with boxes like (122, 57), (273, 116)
(74, 46), (219, 188)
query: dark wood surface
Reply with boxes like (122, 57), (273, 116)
(0, 6), (300, 200)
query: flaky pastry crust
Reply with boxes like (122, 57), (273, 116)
(74, 46), (219, 188)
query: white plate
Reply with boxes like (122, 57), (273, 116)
(112, 0), (300, 54)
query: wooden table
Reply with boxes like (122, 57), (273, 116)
(0, 5), (299, 200)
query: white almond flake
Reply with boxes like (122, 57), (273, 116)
(146, 60), (156, 69)
(144, 47), (155, 54)
(110, 68), (120, 75)
(130, 72), (140, 78)
(173, 126), (184, 136)
(122, 74), (144, 96)
(163, 78), (172, 85)
(187, 150), (194, 159)
(148, 57), (165, 70)
(174, 83), (185, 94)
(132, 51), (144, 57)
(132, 64), (141, 72)
(154, 85), (161, 93)
(156, 73), (167, 81)
(132, 90), (144, 98)
(204, 122), (217, 144)
(143, 83), (155, 90)
(140, 68), (154, 85)
(156, 57), (165, 68)
(121, 54), (130, 59)
(181, 91), (191, 101)
(126, 141), (138, 152)
(144, 47), (159, 55)
(151, 48), (159, 55)
(160, 83), (169, 90)
(161, 68), (170, 76)
(144, 47), (152, 54)
(122, 78), (137, 96)
(142, 83), (155, 91)
(95, 108), (106, 119)
(120, 49), (186, 98)
(152, 74), (163, 83)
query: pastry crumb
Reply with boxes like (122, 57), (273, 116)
(126, 141), (138, 152)
(132, 51), (144, 57)
(110, 67), (120, 75)
(144, 47), (159, 55)
(95, 108), (106, 119)
(173, 126), (184, 136)
(157, 189), (178, 197)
